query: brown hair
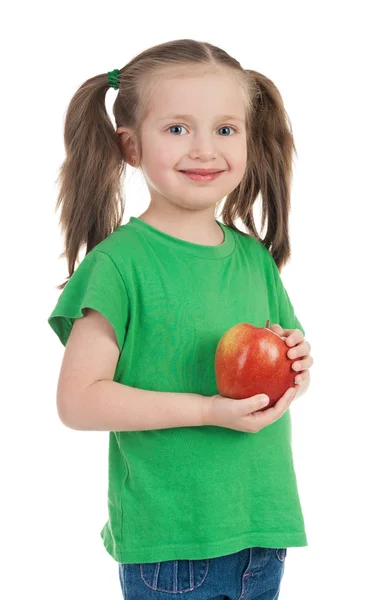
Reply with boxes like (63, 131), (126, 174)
(54, 38), (297, 290)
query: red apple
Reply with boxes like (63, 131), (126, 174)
(214, 320), (295, 410)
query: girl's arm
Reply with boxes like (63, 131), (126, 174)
(57, 308), (207, 432)
(66, 379), (207, 432)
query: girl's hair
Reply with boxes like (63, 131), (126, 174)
(55, 38), (297, 290)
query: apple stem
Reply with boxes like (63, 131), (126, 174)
(266, 319), (270, 329)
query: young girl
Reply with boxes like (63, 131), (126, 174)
(48, 38), (313, 600)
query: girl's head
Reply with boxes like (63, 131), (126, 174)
(56, 38), (297, 289)
(116, 64), (248, 222)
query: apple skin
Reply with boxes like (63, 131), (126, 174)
(214, 322), (295, 410)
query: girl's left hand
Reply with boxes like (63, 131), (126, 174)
(268, 323), (313, 387)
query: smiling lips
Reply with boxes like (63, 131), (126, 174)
(180, 169), (223, 174)
(180, 170), (224, 182)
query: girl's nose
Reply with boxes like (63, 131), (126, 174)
(188, 132), (219, 158)
(188, 146), (217, 161)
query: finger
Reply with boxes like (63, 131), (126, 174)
(285, 330), (304, 347)
(271, 387), (297, 414)
(291, 382), (302, 401)
(292, 356), (314, 371)
(269, 324), (296, 337)
(295, 370), (310, 384)
(269, 323), (284, 332)
(268, 324), (285, 338)
(255, 386), (296, 418)
(287, 341), (311, 359)
(281, 328), (299, 338)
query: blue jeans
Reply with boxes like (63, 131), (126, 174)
(118, 546), (287, 599)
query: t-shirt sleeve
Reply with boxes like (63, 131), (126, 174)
(47, 249), (130, 351)
(268, 253), (306, 337)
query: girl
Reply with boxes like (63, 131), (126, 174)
(48, 38), (313, 600)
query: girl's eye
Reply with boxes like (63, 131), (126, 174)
(167, 124), (236, 136)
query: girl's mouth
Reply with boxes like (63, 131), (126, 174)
(179, 171), (223, 182)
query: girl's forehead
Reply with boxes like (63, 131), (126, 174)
(146, 73), (246, 119)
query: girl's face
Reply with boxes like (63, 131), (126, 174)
(122, 69), (248, 213)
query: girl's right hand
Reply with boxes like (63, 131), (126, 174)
(203, 386), (298, 433)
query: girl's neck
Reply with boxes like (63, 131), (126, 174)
(137, 211), (224, 246)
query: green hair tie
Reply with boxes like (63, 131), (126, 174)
(108, 68), (120, 90)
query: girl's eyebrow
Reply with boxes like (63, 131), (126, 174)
(157, 113), (245, 123)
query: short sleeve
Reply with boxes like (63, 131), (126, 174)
(269, 254), (306, 337)
(47, 249), (130, 351)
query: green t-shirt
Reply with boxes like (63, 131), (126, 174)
(48, 216), (307, 564)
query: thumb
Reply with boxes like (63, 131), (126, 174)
(268, 323), (284, 333)
(237, 394), (270, 412)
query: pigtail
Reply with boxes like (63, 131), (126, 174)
(54, 72), (126, 290)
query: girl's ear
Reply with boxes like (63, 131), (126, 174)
(116, 127), (138, 166)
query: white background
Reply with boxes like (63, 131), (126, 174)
(2, 1), (375, 598)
